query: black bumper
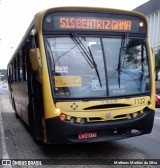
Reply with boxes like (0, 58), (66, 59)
(45, 109), (155, 144)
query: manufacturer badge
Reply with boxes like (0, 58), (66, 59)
(106, 112), (111, 118)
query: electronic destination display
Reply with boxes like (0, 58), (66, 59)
(58, 17), (131, 31)
(43, 12), (146, 33)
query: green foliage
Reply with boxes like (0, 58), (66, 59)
(126, 47), (140, 63)
(125, 39), (141, 64)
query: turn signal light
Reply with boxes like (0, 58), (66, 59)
(59, 113), (67, 120)
(128, 114), (133, 119)
(56, 108), (61, 113)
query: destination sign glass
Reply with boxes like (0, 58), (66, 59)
(43, 12), (146, 34)
(58, 17), (131, 31)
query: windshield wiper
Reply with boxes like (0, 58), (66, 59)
(70, 32), (94, 68)
(70, 32), (102, 87)
(117, 33), (128, 88)
(88, 46), (102, 87)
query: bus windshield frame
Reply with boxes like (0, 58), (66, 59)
(43, 11), (149, 100)
(44, 33), (150, 100)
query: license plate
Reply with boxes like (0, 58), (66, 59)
(78, 132), (97, 140)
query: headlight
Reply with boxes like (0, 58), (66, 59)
(157, 95), (160, 99)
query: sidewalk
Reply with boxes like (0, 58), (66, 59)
(0, 96), (10, 161)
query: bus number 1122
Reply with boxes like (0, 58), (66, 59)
(135, 98), (145, 105)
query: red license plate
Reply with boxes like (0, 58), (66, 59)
(78, 132), (97, 140)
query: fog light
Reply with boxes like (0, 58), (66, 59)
(135, 112), (140, 117)
(80, 118), (87, 124)
(128, 114), (133, 119)
(59, 113), (67, 120)
(70, 117), (76, 123)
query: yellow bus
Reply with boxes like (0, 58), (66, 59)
(7, 7), (155, 144)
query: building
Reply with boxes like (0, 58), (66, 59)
(134, 0), (160, 53)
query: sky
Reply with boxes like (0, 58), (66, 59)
(0, 0), (149, 69)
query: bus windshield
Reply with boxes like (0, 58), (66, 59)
(45, 35), (150, 98)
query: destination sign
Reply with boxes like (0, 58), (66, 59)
(59, 17), (132, 31)
(43, 12), (146, 34)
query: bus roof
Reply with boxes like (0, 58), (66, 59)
(8, 6), (147, 66)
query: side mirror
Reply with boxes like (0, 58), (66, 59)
(29, 48), (42, 71)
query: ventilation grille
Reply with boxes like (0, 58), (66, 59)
(83, 104), (130, 110)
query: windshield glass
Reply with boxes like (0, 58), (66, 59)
(45, 36), (150, 98)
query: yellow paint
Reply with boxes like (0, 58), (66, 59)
(56, 96), (151, 121)
(55, 76), (82, 87)
(56, 96), (150, 112)
(148, 41), (155, 110)
(42, 72), (60, 119)
(7, 7), (155, 143)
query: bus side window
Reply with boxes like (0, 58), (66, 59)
(29, 34), (37, 49)
(8, 67), (11, 83)
(22, 47), (27, 81)
(13, 58), (17, 82)
(11, 63), (13, 83)
(17, 53), (20, 82)
(18, 51), (24, 82)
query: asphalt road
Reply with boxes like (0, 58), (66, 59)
(0, 86), (159, 168)
(120, 109), (160, 159)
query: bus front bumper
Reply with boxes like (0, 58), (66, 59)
(45, 109), (155, 144)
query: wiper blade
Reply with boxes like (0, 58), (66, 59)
(70, 32), (102, 87)
(117, 33), (128, 70)
(117, 33), (128, 88)
(70, 32), (94, 68)
(88, 46), (102, 87)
